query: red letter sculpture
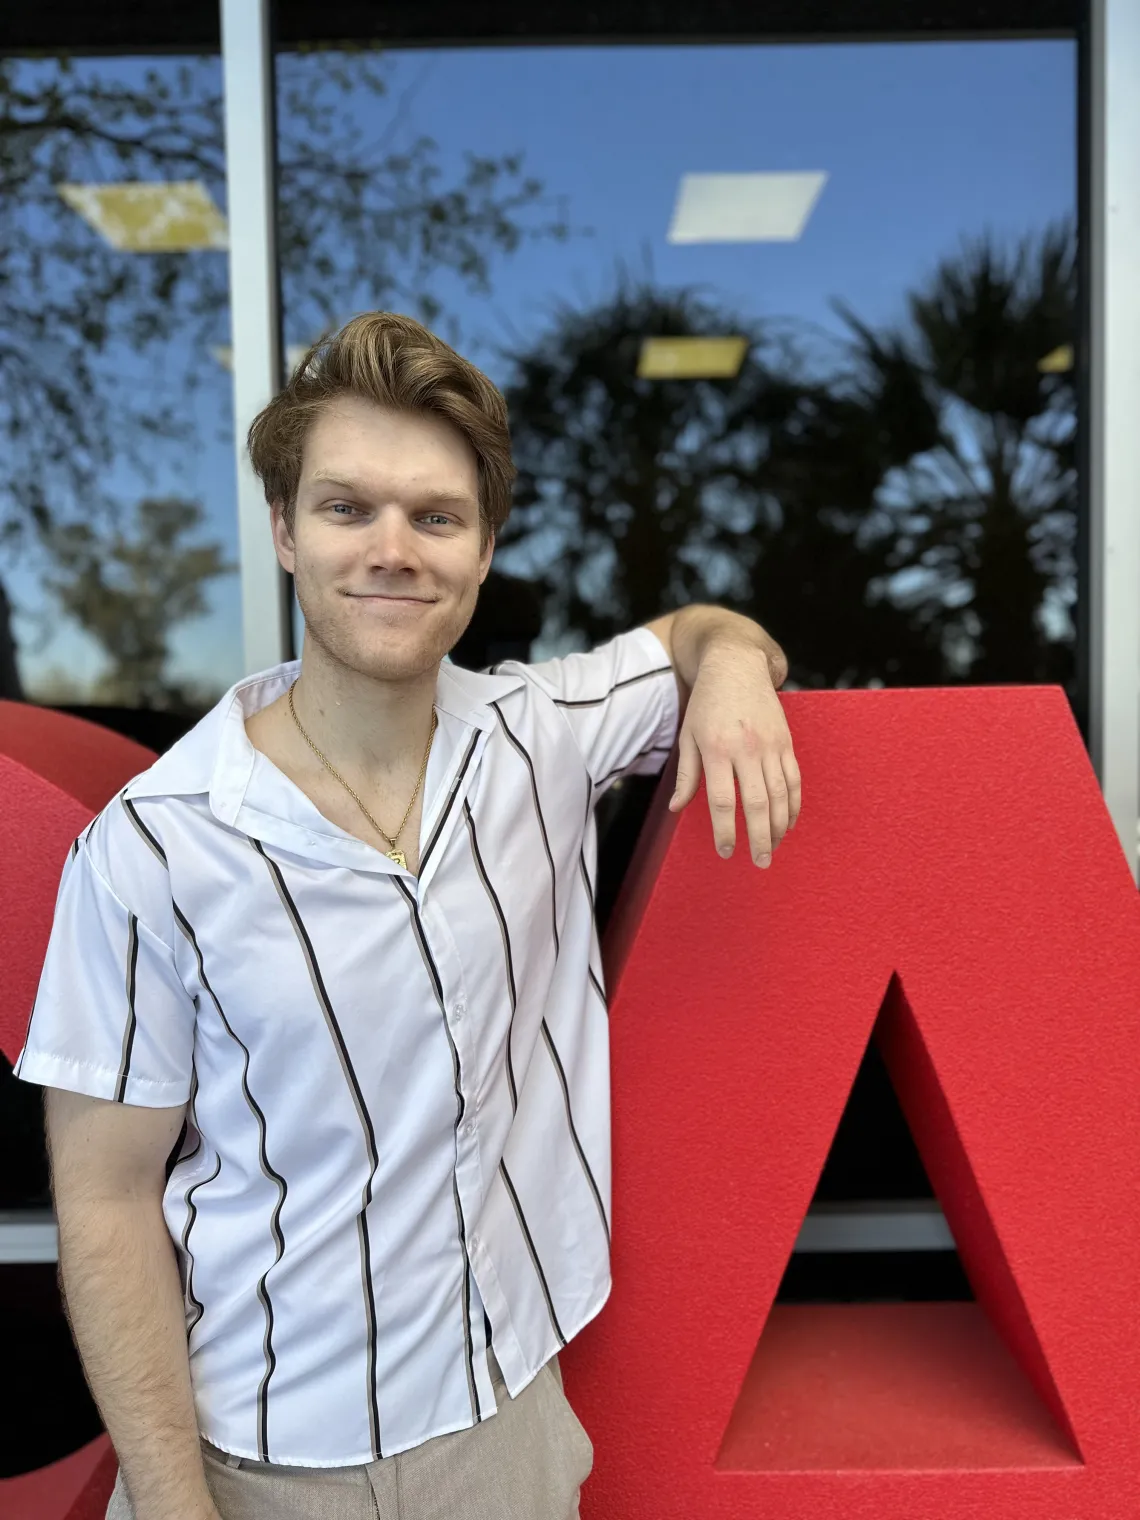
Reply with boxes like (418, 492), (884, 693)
(0, 700), (154, 1519)
(563, 686), (1140, 1520)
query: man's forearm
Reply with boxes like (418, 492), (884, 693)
(57, 1194), (218, 1520)
(653, 604), (788, 692)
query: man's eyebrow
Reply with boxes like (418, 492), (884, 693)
(306, 472), (369, 494)
(305, 473), (476, 508)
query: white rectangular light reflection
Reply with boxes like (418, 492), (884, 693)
(668, 172), (828, 244)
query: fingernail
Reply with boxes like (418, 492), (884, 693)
(757, 854), (771, 869)
(718, 843), (733, 859)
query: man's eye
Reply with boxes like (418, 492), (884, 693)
(421, 513), (452, 526)
(331, 502), (357, 516)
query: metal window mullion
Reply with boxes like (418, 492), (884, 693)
(1088, 0), (1140, 884)
(220, 0), (292, 674)
(0, 1203), (956, 1263)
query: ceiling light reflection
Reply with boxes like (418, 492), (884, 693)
(58, 181), (228, 252)
(668, 172), (828, 244)
(637, 336), (749, 380)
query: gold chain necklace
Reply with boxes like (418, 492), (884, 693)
(287, 679), (437, 870)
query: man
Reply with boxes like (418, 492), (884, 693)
(16, 312), (801, 1520)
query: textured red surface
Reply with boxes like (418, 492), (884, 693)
(563, 685), (1140, 1519)
(719, 1304), (1079, 1470)
(0, 707), (149, 1512)
(0, 1434), (115, 1520)
(0, 700), (153, 815)
(0, 708), (154, 1065)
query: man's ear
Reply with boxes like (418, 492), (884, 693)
(270, 500), (296, 573)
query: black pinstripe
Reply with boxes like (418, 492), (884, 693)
(462, 799), (518, 1111)
(498, 1160), (566, 1347)
(538, 1021), (610, 1247)
(489, 700), (560, 957)
(577, 775), (596, 916)
(393, 877), (483, 1424)
(114, 915), (139, 1103)
(250, 838), (385, 1458)
(594, 743), (674, 790)
(120, 794), (169, 866)
(577, 778), (608, 1009)
(173, 902), (286, 1462)
(552, 666), (673, 709)
(419, 729), (481, 875)
(183, 1152), (221, 1338)
(173, 1069), (203, 1170)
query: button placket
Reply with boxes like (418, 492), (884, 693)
(419, 897), (481, 1196)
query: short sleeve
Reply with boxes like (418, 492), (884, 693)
(504, 627), (680, 794)
(14, 817), (195, 1108)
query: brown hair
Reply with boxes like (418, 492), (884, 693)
(247, 312), (515, 546)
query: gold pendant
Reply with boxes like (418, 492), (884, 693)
(387, 849), (407, 869)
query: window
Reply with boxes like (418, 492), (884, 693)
(1, 53), (241, 754)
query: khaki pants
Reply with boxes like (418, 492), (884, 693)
(105, 1356), (592, 1520)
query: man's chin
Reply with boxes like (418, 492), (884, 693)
(340, 641), (445, 683)
(305, 621), (463, 685)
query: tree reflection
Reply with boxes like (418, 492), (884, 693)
(0, 50), (563, 704)
(38, 498), (233, 709)
(502, 284), (800, 632)
(831, 220), (1076, 685)
(2, 44), (1078, 705)
(500, 224), (1076, 693)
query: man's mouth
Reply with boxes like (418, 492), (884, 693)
(346, 592), (436, 604)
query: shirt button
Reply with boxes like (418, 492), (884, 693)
(454, 1001), (466, 1021)
(464, 1120), (476, 1137)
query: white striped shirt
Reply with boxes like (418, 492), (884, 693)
(16, 628), (678, 1466)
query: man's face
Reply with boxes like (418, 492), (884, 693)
(273, 396), (494, 684)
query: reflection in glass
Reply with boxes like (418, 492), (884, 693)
(0, 56), (241, 741)
(667, 170), (829, 243)
(274, 39), (1077, 701)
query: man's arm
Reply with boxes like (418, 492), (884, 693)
(644, 604), (789, 699)
(643, 604), (801, 867)
(46, 1088), (221, 1520)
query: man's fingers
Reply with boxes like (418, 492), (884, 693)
(761, 754), (790, 850)
(783, 749), (802, 829)
(702, 752), (738, 857)
(668, 729), (703, 812)
(736, 767), (773, 866)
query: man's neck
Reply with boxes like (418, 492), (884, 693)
(286, 637), (440, 784)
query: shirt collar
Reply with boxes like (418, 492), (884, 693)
(123, 657), (527, 825)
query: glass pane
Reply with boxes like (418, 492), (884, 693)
(1, 54), (241, 754)
(274, 39), (1077, 692)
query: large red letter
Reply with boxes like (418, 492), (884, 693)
(0, 701), (153, 1518)
(563, 686), (1140, 1520)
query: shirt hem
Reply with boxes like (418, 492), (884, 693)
(193, 1281), (612, 1468)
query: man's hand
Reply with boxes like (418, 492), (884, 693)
(647, 607), (801, 867)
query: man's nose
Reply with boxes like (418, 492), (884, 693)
(363, 511), (420, 571)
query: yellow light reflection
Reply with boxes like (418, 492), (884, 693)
(637, 336), (749, 380)
(1037, 344), (1074, 374)
(58, 181), (228, 252)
